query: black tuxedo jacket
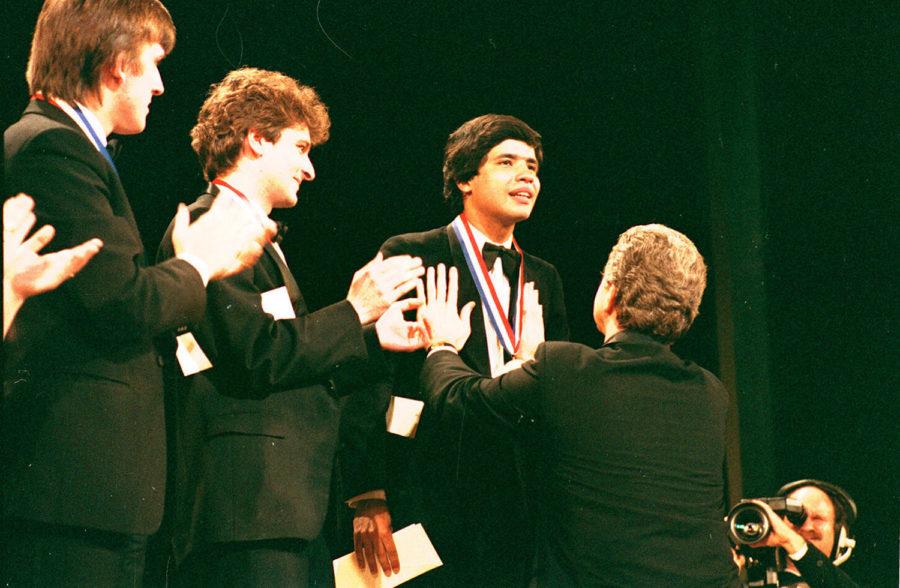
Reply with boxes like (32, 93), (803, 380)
(158, 188), (383, 562)
(422, 331), (738, 587)
(787, 546), (858, 587)
(341, 225), (568, 586)
(2, 100), (207, 535)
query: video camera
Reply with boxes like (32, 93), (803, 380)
(727, 497), (806, 545)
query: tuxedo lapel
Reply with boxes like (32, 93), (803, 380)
(444, 225), (491, 375)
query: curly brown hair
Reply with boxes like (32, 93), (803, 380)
(27, 0), (175, 103)
(603, 224), (708, 342)
(190, 68), (331, 180)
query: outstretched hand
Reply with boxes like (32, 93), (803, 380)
(4, 194), (103, 337)
(419, 263), (475, 351)
(516, 281), (544, 361)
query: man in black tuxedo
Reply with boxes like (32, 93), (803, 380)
(348, 115), (569, 586)
(419, 224), (738, 586)
(2, 2), (273, 584)
(158, 68), (426, 586)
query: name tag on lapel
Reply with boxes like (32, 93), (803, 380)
(261, 286), (296, 320)
(175, 332), (212, 376)
(386, 396), (425, 438)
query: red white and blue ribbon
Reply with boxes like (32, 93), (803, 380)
(450, 213), (524, 356)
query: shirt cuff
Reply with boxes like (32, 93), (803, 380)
(787, 542), (809, 561)
(346, 489), (387, 508)
(495, 358), (525, 376)
(427, 345), (459, 357)
(177, 253), (211, 287)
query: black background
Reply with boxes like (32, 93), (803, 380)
(4, 1), (896, 584)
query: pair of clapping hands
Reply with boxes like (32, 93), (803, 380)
(372, 262), (546, 361)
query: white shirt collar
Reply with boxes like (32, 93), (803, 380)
(466, 222), (514, 251)
(51, 98), (108, 149)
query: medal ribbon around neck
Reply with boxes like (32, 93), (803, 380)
(32, 92), (117, 175)
(450, 213), (524, 356)
(211, 178), (272, 226)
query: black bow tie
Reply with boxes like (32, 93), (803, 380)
(274, 221), (289, 245)
(106, 138), (122, 161)
(481, 242), (520, 279)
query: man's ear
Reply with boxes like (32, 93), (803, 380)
(601, 281), (617, 314)
(245, 129), (269, 158)
(456, 179), (472, 198)
(101, 52), (130, 90)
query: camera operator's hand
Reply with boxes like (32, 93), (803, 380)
(748, 499), (807, 554)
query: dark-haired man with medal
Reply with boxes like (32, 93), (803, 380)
(346, 114), (569, 586)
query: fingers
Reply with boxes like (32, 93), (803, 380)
(447, 266), (459, 308)
(426, 266), (436, 305)
(353, 520), (378, 573)
(524, 281), (537, 305)
(436, 263), (446, 304)
(169, 203), (189, 252)
(380, 533), (401, 575)
(63, 238), (103, 275)
(459, 300), (476, 327)
(393, 297), (424, 313)
(393, 277), (422, 301)
(424, 263), (450, 305)
(4, 194), (35, 229)
(3, 195), (38, 252)
(21, 224), (55, 254)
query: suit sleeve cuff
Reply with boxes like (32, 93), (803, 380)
(788, 542), (809, 561)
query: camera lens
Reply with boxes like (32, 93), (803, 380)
(728, 503), (771, 544)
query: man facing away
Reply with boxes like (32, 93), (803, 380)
(347, 114), (569, 586)
(158, 68), (426, 586)
(419, 224), (739, 586)
(2, 1), (272, 584)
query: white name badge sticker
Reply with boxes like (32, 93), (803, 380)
(261, 286), (296, 320)
(175, 332), (212, 376)
(385, 395), (425, 438)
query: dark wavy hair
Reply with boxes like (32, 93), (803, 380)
(442, 114), (543, 213)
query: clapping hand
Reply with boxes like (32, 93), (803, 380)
(515, 281), (544, 361)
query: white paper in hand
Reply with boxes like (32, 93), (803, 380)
(333, 523), (442, 588)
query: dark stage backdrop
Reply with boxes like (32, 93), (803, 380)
(4, 1), (896, 584)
